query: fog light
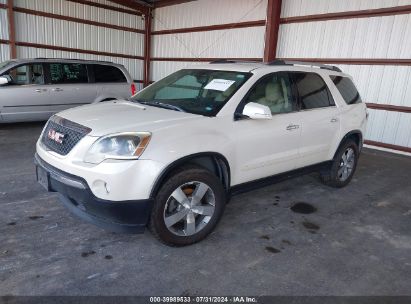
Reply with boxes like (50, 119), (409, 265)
(91, 180), (110, 196)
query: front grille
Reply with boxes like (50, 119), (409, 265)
(41, 116), (91, 156)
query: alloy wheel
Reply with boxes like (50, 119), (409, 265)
(338, 147), (355, 181)
(163, 181), (215, 236)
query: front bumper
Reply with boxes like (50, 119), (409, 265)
(35, 153), (153, 233)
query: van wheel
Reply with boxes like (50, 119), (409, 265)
(149, 165), (226, 246)
(320, 139), (359, 188)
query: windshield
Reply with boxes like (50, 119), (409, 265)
(131, 69), (252, 116)
(0, 60), (14, 70)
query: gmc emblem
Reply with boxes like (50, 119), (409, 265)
(48, 129), (65, 144)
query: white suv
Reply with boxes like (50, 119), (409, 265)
(35, 60), (367, 246)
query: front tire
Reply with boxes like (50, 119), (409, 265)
(149, 165), (226, 246)
(320, 139), (359, 188)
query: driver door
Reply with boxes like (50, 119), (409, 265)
(231, 72), (302, 185)
(0, 63), (52, 122)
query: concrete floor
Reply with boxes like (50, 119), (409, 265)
(1, 122), (411, 296)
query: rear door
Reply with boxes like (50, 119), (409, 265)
(292, 72), (341, 166)
(0, 63), (53, 122)
(46, 62), (97, 110)
(92, 64), (130, 100)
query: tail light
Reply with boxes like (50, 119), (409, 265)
(130, 83), (136, 95)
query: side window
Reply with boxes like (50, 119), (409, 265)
(1, 64), (45, 85)
(293, 72), (335, 109)
(49, 63), (88, 84)
(155, 75), (202, 99)
(93, 65), (127, 83)
(243, 72), (296, 114)
(330, 76), (362, 105)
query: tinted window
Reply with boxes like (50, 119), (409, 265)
(243, 72), (296, 114)
(93, 65), (126, 83)
(330, 76), (362, 105)
(49, 63), (88, 84)
(1, 64), (45, 85)
(293, 72), (334, 109)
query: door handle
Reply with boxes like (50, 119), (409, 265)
(52, 88), (63, 92)
(331, 117), (339, 123)
(286, 124), (300, 131)
(34, 89), (47, 93)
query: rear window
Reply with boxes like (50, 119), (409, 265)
(330, 76), (362, 105)
(292, 72), (335, 109)
(49, 63), (88, 84)
(93, 65), (127, 83)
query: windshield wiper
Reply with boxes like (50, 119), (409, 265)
(138, 101), (186, 113)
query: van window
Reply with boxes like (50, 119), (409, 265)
(1, 64), (45, 85)
(93, 65), (127, 83)
(49, 63), (88, 84)
(293, 72), (335, 109)
(330, 76), (362, 105)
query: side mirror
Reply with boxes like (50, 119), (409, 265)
(242, 102), (272, 120)
(0, 76), (9, 85)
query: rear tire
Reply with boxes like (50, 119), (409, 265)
(148, 165), (226, 246)
(320, 139), (359, 188)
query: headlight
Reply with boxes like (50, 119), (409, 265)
(84, 132), (151, 164)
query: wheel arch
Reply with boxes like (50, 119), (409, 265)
(333, 130), (363, 159)
(149, 152), (231, 199)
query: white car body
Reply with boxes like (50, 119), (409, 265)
(35, 61), (367, 241)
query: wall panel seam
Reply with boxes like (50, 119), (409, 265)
(13, 6), (145, 34)
(14, 41), (145, 60)
(366, 103), (411, 113)
(280, 5), (411, 24)
(364, 140), (411, 153)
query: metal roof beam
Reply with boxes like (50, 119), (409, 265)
(107, 0), (149, 15)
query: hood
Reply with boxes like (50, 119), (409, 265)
(58, 100), (202, 136)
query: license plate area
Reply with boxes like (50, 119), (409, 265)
(36, 166), (50, 191)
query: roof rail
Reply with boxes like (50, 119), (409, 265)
(34, 58), (113, 63)
(209, 59), (262, 64)
(209, 59), (238, 64)
(267, 60), (342, 72)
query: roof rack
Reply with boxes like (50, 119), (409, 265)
(209, 59), (261, 64)
(267, 60), (342, 72)
(210, 59), (237, 64)
(209, 59), (342, 72)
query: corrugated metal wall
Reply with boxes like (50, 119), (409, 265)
(151, 0), (267, 81)
(15, 0), (144, 29)
(343, 64), (411, 148)
(0, 1), (10, 62)
(277, 0), (411, 151)
(154, 0), (267, 30)
(281, 0), (411, 17)
(0, 0), (145, 81)
(14, 13), (143, 56)
(0, 44), (10, 62)
(0, 9), (8, 41)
